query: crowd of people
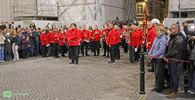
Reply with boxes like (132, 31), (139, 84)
(0, 19), (195, 98)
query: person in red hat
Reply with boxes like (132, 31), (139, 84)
(66, 23), (80, 64)
(91, 25), (101, 56)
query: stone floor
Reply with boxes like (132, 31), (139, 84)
(0, 51), (194, 100)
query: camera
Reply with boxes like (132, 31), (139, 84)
(184, 20), (195, 36)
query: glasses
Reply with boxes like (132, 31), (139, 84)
(171, 27), (177, 29)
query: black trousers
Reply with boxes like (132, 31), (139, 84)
(80, 42), (84, 56)
(21, 48), (28, 58)
(129, 46), (135, 63)
(135, 45), (141, 61)
(153, 58), (165, 91)
(41, 45), (47, 57)
(53, 43), (59, 57)
(59, 45), (67, 56)
(109, 45), (115, 62)
(103, 41), (107, 56)
(121, 38), (128, 53)
(93, 41), (100, 56)
(68, 46), (79, 63)
(84, 41), (90, 56)
(115, 43), (120, 59)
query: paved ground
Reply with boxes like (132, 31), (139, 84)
(0, 51), (194, 100)
(0, 52), (152, 100)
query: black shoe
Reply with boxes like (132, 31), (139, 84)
(103, 54), (106, 56)
(108, 61), (115, 63)
(86, 54), (89, 56)
(54, 56), (59, 58)
(62, 55), (66, 57)
(148, 69), (154, 72)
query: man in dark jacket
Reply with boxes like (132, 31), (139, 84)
(164, 23), (186, 98)
(183, 22), (195, 94)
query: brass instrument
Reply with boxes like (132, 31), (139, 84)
(125, 31), (130, 43)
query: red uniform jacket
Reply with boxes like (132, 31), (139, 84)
(135, 29), (143, 48)
(66, 28), (80, 46)
(107, 28), (116, 46)
(122, 28), (127, 39)
(58, 32), (66, 46)
(79, 29), (84, 43)
(83, 30), (91, 42)
(40, 32), (48, 46)
(128, 31), (136, 46)
(92, 29), (101, 41)
(47, 32), (53, 44)
(115, 29), (121, 44)
(102, 29), (109, 42)
(146, 26), (156, 49)
(51, 32), (59, 44)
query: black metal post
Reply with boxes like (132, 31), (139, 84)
(139, 49), (145, 94)
(139, 3), (147, 94)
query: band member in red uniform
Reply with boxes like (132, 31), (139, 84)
(47, 29), (54, 56)
(134, 26), (143, 62)
(107, 22), (116, 63)
(83, 25), (91, 56)
(121, 24), (128, 53)
(58, 29), (66, 57)
(88, 26), (94, 53)
(146, 22), (156, 50)
(102, 24), (109, 57)
(91, 25), (101, 56)
(114, 24), (121, 60)
(147, 21), (157, 72)
(78, 26), (85, 57)
(128, 25), (136, 63)
(66, 23), (80, 64)
(51, 28), (59, 58)
(40, 29), (49, 57)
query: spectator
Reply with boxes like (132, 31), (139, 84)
(164, 23), (187, 98)
(4, 29), (13, 61)
(20, 28), (29, 58)
(32, 28), (40, 56)
(12, 29), (20, 61)
(0, 30), (6, 63)
(148, 24), (168, 93)
(183, 22), (195, 94)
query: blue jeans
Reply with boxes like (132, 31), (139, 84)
(0, 44), (4, 61)
(4, 49), (12, 61)
(189, 61), (195, 92)
(168, 60), (180, 92)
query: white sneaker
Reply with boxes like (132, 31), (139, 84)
(0, 60), (5, 63)
(188, 90), (195, 95)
